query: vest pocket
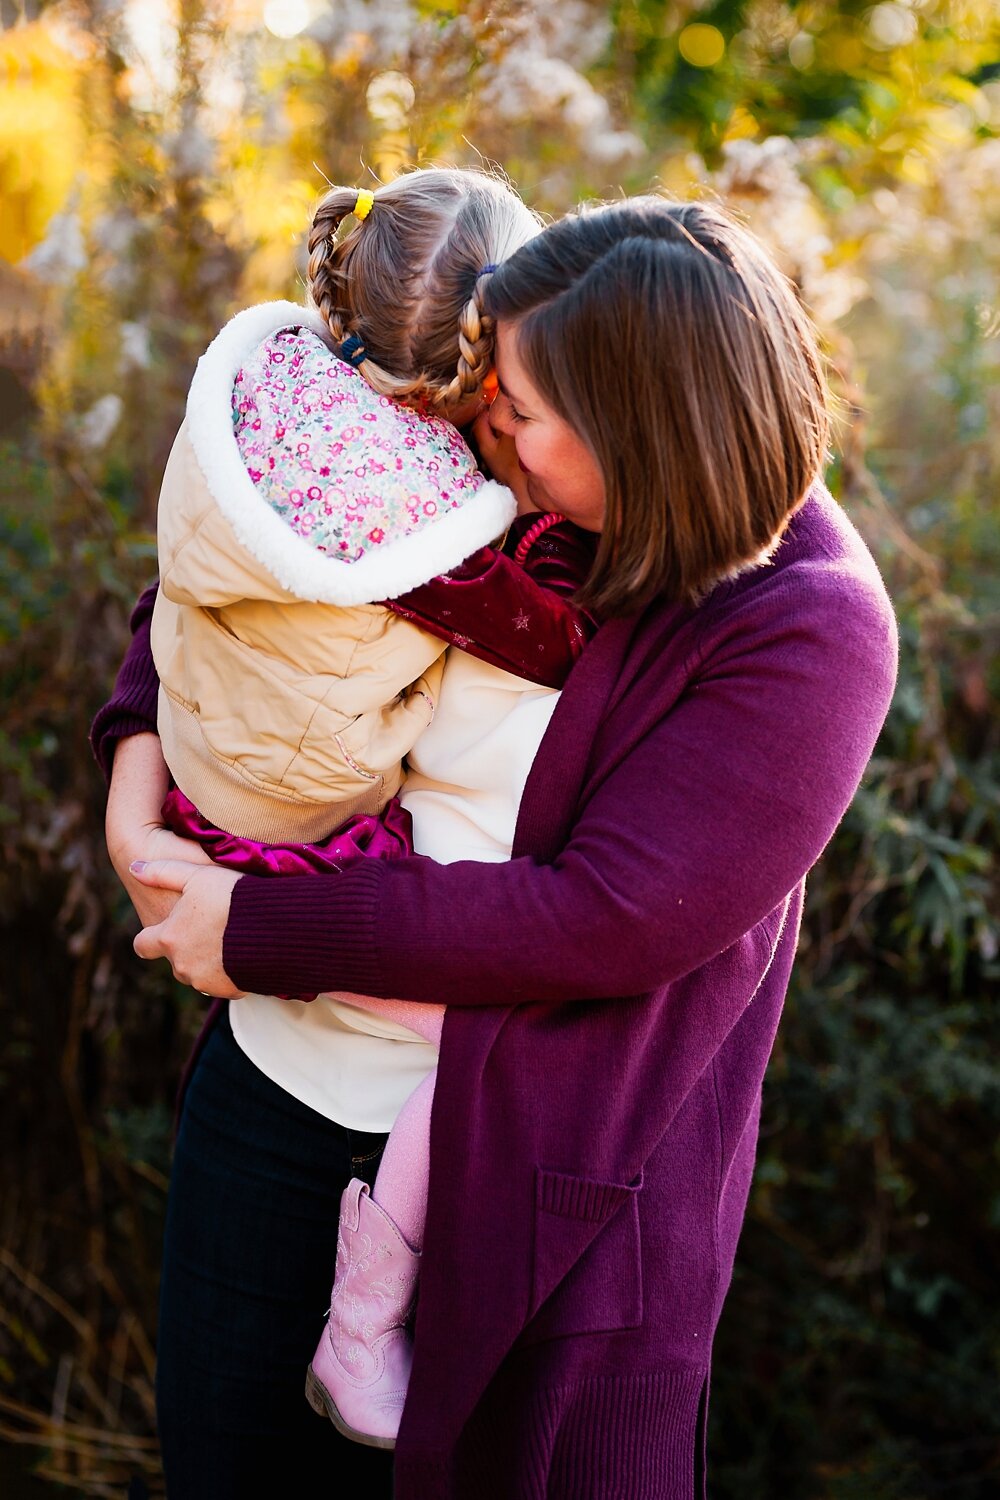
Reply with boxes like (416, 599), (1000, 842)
(520, 1167), (644, 1347)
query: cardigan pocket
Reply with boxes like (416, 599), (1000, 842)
(520, 1167), (644, 1348)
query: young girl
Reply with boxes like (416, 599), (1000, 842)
(149, 166), (596, 1451)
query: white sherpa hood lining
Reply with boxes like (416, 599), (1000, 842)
(184, 301), (516, 606)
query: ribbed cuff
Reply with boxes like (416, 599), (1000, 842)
(223, 861), (387, 999)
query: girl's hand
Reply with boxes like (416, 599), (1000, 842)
(472, 409), (538, 515)
(130, 860), (244, 998)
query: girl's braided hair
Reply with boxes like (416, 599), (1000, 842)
(307, 167), (540, 416)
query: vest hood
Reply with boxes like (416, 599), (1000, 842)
(177, 301), (516, 607)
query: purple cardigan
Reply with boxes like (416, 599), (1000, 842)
(94, 486), (897, 1498)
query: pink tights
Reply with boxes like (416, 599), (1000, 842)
(326, 994), (444, 1252)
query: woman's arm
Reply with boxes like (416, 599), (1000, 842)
(90, 583), (160, 782)
(93, 585), (214, 928)
(131, 566), (898, 1005)
(107, 734), (213, 928)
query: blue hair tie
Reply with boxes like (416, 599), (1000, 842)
(340, 333), (367, 367)
(479, 263), (498, 277)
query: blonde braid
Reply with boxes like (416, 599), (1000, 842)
(306, 184), (437, 406)
(307, 189), (359, 348)
(430, 275), (497, 414)
(303, 170), (538, 414)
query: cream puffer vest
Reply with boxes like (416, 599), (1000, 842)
(150, 302), (516, 844)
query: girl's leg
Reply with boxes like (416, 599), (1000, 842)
(327, 997), (445, 1251)
(370, 1067), (436, 1250)
(324, 992), (445, 1047)
(307, 1001), (442, 1445)
(156, 1007), (394, 1500)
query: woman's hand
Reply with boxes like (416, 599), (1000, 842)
(105, 733), (214, 927)
(473, 408), (538, 515)
(130, 860), (244, 998)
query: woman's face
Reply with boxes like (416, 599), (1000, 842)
(489, 321), (606, 532)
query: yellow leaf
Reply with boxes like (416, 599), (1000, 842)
(0, 21), (85, 262)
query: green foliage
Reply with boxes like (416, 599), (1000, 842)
(712, 686), (1000, 1493)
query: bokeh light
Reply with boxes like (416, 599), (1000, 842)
(867, 3), (919, 49)
(678, 23), (726, 69)
(366, 70), (416, 127)
(788, 32), (815, 71)
(263, 0), (310, 40)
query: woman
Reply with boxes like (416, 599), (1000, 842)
(98, 197), (897, 1498)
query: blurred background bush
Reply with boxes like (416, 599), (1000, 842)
(0, 1), (997, 1494)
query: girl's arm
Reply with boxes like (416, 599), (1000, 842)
(388, 414), (595, 689)
(92, 514), (596, 787)
(387, 515), (597, 690)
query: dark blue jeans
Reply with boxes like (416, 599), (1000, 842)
(156, 1006), (395, 1498)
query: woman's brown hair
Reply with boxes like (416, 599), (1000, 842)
(483, 197), (830, 616)
(308, 167), (539, 417)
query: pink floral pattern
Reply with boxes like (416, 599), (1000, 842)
(231, 327), (484, 563)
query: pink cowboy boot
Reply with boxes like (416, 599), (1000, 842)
(305, 1177), (420, 1449)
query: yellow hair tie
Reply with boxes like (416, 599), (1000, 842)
(353, 188), (375, 221)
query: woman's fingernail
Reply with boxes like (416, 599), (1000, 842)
(129, 860), (147, 874)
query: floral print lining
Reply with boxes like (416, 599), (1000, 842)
(231, 327), (484, 564)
